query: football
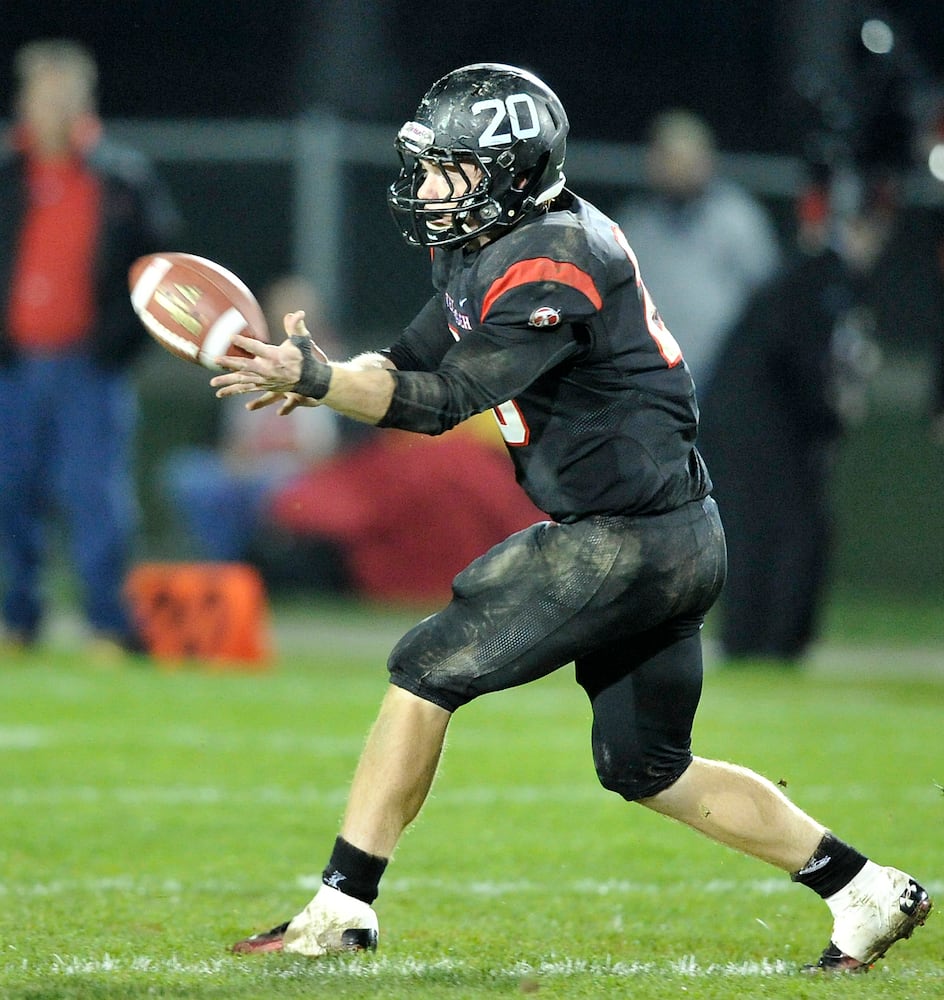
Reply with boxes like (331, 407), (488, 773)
(128, 252), (269, 370)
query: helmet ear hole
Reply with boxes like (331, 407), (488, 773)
(513, 149), (551, 194)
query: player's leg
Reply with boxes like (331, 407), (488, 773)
(235, 514), (637, 955)
(641, 757), (824, 871)
(335, 515), (632, 857)
(269, 687), (452, 956)
(339, 684), (451, 858)
(610, 604), (819, 858)
(644, 757), (931, 970)
(234, 684), (449, 957)
(579, 608), (932, 972)
(235, 501), (726, 957)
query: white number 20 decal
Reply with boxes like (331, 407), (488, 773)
(473, 94), (541, 148)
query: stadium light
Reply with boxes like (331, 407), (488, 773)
(928, 143), (944, 183)
(861, 18), (894, 55)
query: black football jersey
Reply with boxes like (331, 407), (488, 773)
(381, 191), (711, 521)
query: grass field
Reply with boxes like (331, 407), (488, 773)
(1, 596), (941, 999)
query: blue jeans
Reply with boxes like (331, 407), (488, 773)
(0, 349), (138, 638)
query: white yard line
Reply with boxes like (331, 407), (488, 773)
(0, 952), (831, 979)
(6, 951), (941, 982)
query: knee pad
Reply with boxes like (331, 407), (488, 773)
(591, 738), (691, 802)
(386, 629), (469, 713)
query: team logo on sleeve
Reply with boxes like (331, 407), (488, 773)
(528, 306), (561, 328)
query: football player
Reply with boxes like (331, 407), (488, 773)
(212, 63), (931, 971)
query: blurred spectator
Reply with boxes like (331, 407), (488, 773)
(265, 414), (545, 605)
(0, 39), (180, 656)
(698, 175), (889, 665)
(933, 253), (944, 443)
(160, 275), (341, 567)
(615, 109), (782, 395)
(918, 103), (944, 444)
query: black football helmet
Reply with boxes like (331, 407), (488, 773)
(388, 63), (569, 249)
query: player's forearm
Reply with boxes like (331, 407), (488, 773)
(293, 338), (396, 424)
(298, 344), (469, 433)
(320, 365), (397, 425)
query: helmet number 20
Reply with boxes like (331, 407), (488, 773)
(473, 94), (541, 149)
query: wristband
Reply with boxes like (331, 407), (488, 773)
(291, 335), (332, 400)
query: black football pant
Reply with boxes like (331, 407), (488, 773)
(388, 497), (727, 800)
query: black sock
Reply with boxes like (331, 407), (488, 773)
(322, 836), (388, 904)
(791, 832), (868, 898)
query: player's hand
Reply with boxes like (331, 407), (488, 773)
(245, 390), (321, 415)
(211, 334), (304, 395)
(211, 310), (332, 412)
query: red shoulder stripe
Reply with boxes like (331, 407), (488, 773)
(480, 257), (602, 322)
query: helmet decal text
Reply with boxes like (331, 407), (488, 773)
(398, 121), (435, 155)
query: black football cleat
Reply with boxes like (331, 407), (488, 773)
(231, 920), (290, 954)
(230, 886), (380, 956)
(231, 921), (378, 955)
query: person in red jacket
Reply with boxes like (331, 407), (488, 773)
(268, 418), (545, 603)
(0, 39), (180, 655)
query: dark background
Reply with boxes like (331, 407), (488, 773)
(1, 1), (942, 152)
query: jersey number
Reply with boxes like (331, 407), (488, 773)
(493, 399), (530, 446)
(612, 226), (683, 366)
(473, 94), (541, 148)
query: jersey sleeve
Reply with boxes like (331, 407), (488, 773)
(384, 294), (454, 372)
(379, 320), (583, 435)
